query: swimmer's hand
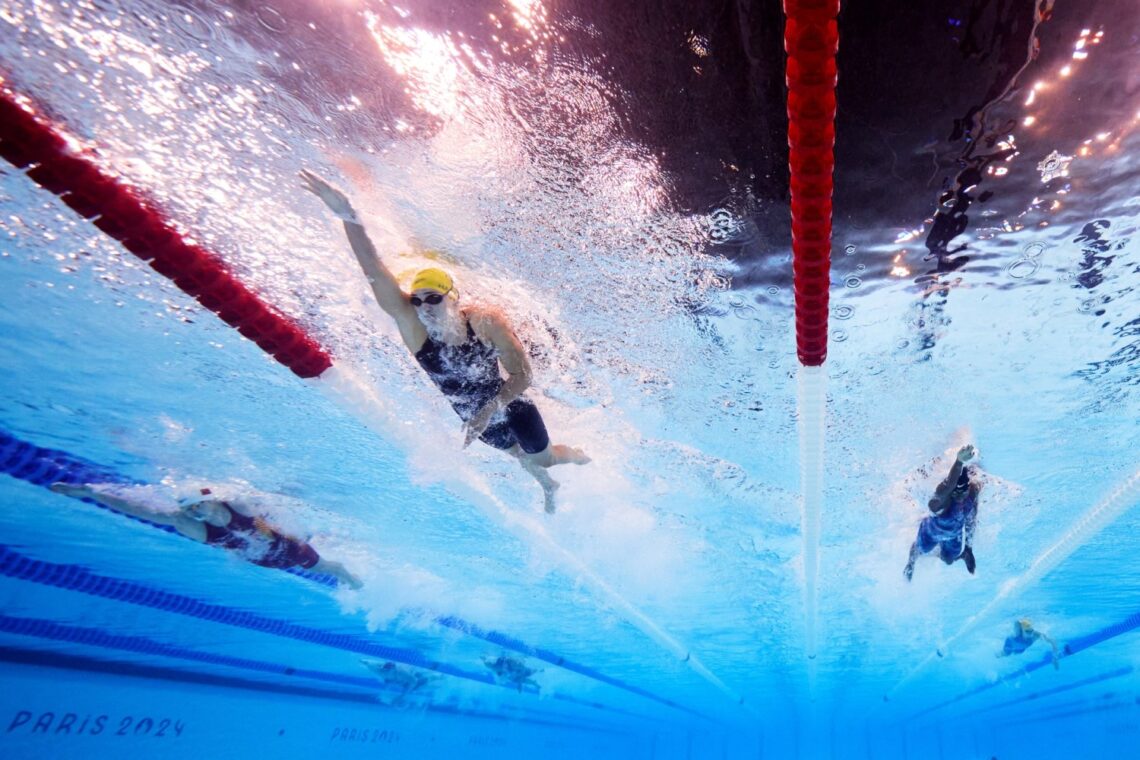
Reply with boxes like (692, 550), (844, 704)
(50, 482), (89, 497)
(462, 402), (498, 448)
(299, 169), (359, 224)
(956, 444), (977, 463)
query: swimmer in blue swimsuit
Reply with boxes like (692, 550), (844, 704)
(904, 444), (981, 581)
(303, 171), (590, 513)
(998, 619), (1059, 669)
(50, 483), (362, 588)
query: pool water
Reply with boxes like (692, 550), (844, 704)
(2, 1), (1139, 758)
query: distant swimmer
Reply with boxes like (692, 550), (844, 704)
(50, 483), (362, 589)
(301, 170), (589, 514)
(998, 619), (1060, 669)
(483, 654), (540, 693)
(361, 659), (435, 704)
(904, 444), (981, 581)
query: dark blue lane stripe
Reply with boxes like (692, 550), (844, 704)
(0, 543), (491, 683)
(0, 428), (698, 716)
(961, 666), (1134, 719)
(910, 609), (1140, 719)
(0, 613), (380, 691)
(0, 645), (628, 736)
(0, 644), (381, 705)
(0, 544), (671, 722)
(433, 616), (696, 714)
(1003, 697), (1134, 728)
(0, 613), (637, 731)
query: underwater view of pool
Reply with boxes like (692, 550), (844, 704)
(1, 1), (1139, 757)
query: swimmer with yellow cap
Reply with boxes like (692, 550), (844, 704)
(998, 619), (1059, 669)
(301, 170), (589, 513)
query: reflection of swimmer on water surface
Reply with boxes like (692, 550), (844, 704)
(301, 170), (590, 514)
(483, 654), (541, 693)
(50, 483), (362, 589)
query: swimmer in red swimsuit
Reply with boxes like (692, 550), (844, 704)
(301, 170), (590, 514)
(50, 484), (362, 589)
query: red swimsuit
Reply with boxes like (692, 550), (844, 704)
(202, 504), (319, 570)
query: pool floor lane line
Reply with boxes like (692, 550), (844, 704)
(0, 428), (704, 716)
(0, 646), (631, 737)
(0, 614), (644, 732)
(0, 542), (703, 718)
(907, 607), (1140, 720)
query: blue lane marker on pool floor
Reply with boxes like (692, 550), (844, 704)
(911, 611), (1140, 720)
(0, 427), (702, 717)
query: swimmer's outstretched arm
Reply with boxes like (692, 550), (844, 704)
(49, 483), (206, 542)
(300, 170), (424, 349)
(929, 444), (975, 514)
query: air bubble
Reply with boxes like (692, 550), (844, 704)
(767, 286), (780, 295)
(831, 328), (849, 342)
(844, 276), (862, 289)
(1007, 258), (1039, 279)
(257, 5), (288, 32)
(170, 5), (214, 41)
(833, 305), (854, 320)
(856, 263), (866, 271)
(844, 244), (856, 255)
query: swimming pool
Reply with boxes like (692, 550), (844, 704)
(2, 1), (1139, 757)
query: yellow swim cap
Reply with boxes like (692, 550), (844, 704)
(410, 267), (453, 294)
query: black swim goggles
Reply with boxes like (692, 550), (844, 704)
(409, 292), (446, 307)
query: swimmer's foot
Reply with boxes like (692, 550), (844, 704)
(553, 444), (591, 465)
(544, 481), (560, 514)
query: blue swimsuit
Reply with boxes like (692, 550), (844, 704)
(917, 489), (977, 560)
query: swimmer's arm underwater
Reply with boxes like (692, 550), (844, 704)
(49, 483), (206, 541)
(300, 170), (424, 347)
(928, 444), (975, 514)
(462, 308), (534, 447)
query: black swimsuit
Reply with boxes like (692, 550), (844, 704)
(414, 321), (550, 454)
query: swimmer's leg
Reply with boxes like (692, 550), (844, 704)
(904, 541), (920, 582)
(503, 399), (590, 469)
(523, 452), (560, 514)
(508, 445), (561, 513)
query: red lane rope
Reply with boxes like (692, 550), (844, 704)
(784, 0), (839, 367)
(0, 82), (332, 379)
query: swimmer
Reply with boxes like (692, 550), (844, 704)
(50, 483), (362, 589)
(483, 654), (540, 693)
(998, 619), (1059, 669)
(904, 444), (982, 581)
(361, 659), (435, 704)
(301, 170), (590, 514)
